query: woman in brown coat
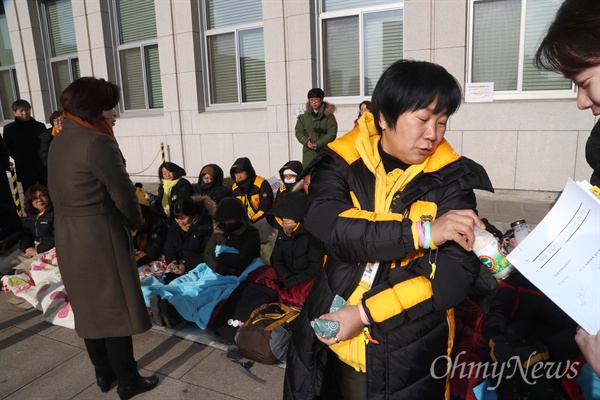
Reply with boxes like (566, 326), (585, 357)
(48, 77), (158, 399)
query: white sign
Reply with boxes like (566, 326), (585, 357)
(465, 82), (494, 103)
(507, 179), (600, 334)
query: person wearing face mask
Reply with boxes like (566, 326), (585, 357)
(204, 197), (261, 277)
(230, 157), (274, 244)
(195, 163), (231, 205)
(275, 160), (303, 203)
(266, 191), (323, 294)
(230, 157), (273, 222)
(161, 195), (216, 285)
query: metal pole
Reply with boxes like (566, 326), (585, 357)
(166, 144), (171, 162)
(9, 162), (22, 217)
(160, 142), (165, 163)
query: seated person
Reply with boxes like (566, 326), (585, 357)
(483, 270), (581, 400)
(149, 198), (261, 328)
(204, 197), (261, 277)
(0, 203), (23, 275)
(162, 195), (216, 284)
(156, 161), (194, 218)
(229, 157), (273, 223)
(195, 163), (231, 205)
(275, 160), (303, 202)
(267, 190), (323, 290)
(134, 203), (168, 268)
(0, 184), (54, 274)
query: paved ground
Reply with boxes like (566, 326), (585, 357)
(0, 194), (556, 400)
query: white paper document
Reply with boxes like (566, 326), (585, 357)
(506, 179), (600, 334)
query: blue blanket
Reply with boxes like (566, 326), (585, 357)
(141, 258), (264, 329)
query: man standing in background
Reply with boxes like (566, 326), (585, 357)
(2, 100), (48, 192)
(295, 88), (337, 166)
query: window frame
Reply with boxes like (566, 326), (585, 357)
(0, 67), (19, 123)
(110, 0), (163, 114)
(466, 0), (576, 101)
(0, 2), (19, 123)
(317, 1), (404, 104)
(201, 3), (266, 109)
(39, 0), (80, 110)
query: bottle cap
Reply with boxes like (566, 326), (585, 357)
(510, 219), (527, 228)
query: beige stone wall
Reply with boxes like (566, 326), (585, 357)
(2, 0), (595, 196)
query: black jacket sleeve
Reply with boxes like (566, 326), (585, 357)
(304, 156), (416, 262)
(163, 224), (180, 264)
(216, 227), (261, 276)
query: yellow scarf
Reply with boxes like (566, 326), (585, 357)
(63, 112), (114, 138)
(51, 127), (60, 137)
(161, 178), (181, 211)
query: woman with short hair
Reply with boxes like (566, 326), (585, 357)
(48, 77), (158, 399)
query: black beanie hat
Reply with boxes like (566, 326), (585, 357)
(214, 198), (247, 222)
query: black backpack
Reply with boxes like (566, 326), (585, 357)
(212, 281), (277, 343)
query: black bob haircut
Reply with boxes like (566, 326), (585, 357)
(371, 59), (462, 134)
(171, 196), (198, 219)
(307, 88), (325, 99)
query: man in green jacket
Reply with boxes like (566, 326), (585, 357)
(295, 88), (337, 166)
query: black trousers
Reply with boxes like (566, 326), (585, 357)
(84, 336), (140, 386)
(321, 349), (367, 400)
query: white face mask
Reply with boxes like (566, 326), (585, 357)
(284, 178), (296, 184)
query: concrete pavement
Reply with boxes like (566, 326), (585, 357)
(0, 194), (556, 400)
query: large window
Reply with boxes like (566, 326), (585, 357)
(43, 0), (79, 109)
(204, 0), (266, 105)
(468, 0), (573, 99)
(320, 1), (403, 98)
(114, 0), (162, 111)
(0, 3), (19, 122)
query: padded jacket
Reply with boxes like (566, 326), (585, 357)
(284, 114), (494, 400)
(230, 157), (273, 222)
(20, 205), (55, 253)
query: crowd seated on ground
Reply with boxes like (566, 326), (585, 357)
(2, 156), (598, 399)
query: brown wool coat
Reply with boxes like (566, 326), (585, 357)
(47, 119), (150, 339)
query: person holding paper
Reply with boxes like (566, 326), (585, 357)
(284, 60), (493, 399)
(535, 0), (600, 376)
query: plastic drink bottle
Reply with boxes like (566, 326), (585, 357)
(510, 219), (529, 244)
(472, 226), (515, 279)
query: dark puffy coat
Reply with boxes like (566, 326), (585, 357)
(39, 128), (53, 168)
(0, 203), (22, 249)
(483, 272), (581, 362)
(205, 198), (261, 276)
(230, 157), (273, 222)
(195, 163), (231, 205)
(267, 191), (323, 289)
(156, 162), (194, 216)
(276, 160), (303, 202)
(2, 117), (48, 189)
(134, 204), (168, 267)
(586, 120), (600, 187)
(163, 195), (217, 272)
(20, 204), (55, 253)
(284, 122), (494, 399)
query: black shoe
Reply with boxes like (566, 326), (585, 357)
(159, 298), (184, 328)
(150, 295), (164, 326)
(116, 375), (159, 400)
(96, 373), (117, 392)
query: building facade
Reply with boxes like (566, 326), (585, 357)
(1, 0), (596, 198)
